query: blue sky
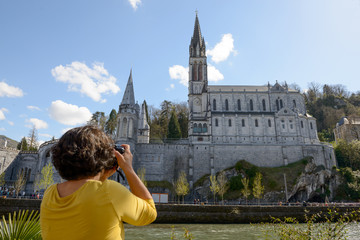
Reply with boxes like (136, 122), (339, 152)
(1, 0), (360, 144)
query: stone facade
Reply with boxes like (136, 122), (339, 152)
(3, 14), (336, 193)
(334, 116), (360, 143)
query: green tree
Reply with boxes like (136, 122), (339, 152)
(217, 171), (229, 204)
(241, 177), (251, 204)
(89, 111), (107, 130)
(17, 137), (28, 151)
(174, 171), (189, 203)
(252, 172), (264, 204)
(167, 110), (182, 139)
(209, 175), (220, 204)
(105, 109), (117, 136)
(35, 162), (54, 191)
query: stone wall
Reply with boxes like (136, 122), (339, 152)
(1, 199), (358, 223)
(0, 147), (19, 174)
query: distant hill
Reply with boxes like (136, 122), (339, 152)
(0, 135), (19, 149)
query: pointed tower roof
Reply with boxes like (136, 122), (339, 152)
(191, 12), (205, 50)
(121, 69), (135, 105)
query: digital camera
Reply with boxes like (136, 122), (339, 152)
(114, 144), (125, 154)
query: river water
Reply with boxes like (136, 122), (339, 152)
(125, 223), (360, 240)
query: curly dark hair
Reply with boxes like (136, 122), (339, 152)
(51, 125), (116, 180)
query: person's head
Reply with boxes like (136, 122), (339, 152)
(51, 125), (116, 180)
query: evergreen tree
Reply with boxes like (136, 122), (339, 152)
(89, 111), (106, 130)
(105, 109), (117, 136)
(17, 137), (28, 151)
(167, 110), (182, 139)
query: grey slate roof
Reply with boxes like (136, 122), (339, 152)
(121, 69), (135, 106)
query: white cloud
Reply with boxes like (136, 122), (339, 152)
(207, 33), (235, 63)
(0, 81), (24, 98)
(8, 121), (14, 126)
(26, 118), (48, 129)
(169, 64), (224, 84)
(0, 108), (9, 120)
(39, 133), (53, 138)
(128, 0), (141, 10)
(27, 106), (41, 111)
(61, 127), (72, 134)
(169, 65), (188, 87)
(0, 128), (5, 131)
(51, 61), (120, 103)
(208, 64), (224, 82)
(49, 100), (92, 126)
(165, 84), (176, 91)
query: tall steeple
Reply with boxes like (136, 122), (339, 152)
(121, 69), (135, 106)
(190, 12), (206, 57)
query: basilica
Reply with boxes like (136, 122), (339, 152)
(3, 15), (336, 192)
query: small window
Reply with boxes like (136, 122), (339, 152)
(193, 123), (198, 133)
(310, 122), (313, 130)
(280, 99), (283, 108)
(255, 119), (259, 127)
(242, 119), (245, 127)
(262, 99), (266, 111)
(225, 99), (229, 111)
(290, 124), (293, 129)
(203, 123), (207, 132)
(301, 121), (304, 128)
(282, 124), (285, 129)
(215, 119), (218, 127)
(213, 99), (216, 111)
(276, 99), (280, 111)
(268, 119), (271, 127)
(293, 99), (296, 108)
(250, 99), (254, 111)
(229, 119), (232, 127)
(237, 99), (241, 111)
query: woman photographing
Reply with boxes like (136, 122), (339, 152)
(40, 125), (157, 239)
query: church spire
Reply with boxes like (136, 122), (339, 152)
(121, 69), (135, 106)
(190, 12), (206, 57)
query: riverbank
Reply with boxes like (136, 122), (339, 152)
(1, 198), (359, 223)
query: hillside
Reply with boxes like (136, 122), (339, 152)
(0, 135), (19, 149)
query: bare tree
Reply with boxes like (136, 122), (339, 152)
(241, 177), (251, 204)
(209, 175), (219, 204)
(217, 171), (229, 205)
(14, 171), (26, 197)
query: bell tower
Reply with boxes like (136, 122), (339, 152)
(188, 13), (211, 142)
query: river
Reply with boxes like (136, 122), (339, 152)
(125, 223), (360, 240)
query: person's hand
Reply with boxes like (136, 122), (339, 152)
(114, 144), (133, 173)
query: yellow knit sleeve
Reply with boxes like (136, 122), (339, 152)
(107, 180), (157, 226)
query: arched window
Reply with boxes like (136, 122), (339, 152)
(250, 99), (254, 111)
(280, 99), (283, 108)
(276, 99), (280, 111)
(268, 119), (271, 127)
(213, 99), (216, 111)
(198, 64), (203, 81)
(301, 121), (304, 128)
(193, 123), (198, 133)
(229, 119), (232, 127)
(310, 122), (313, 130)
(293, 99), (296, 108)
(242, 119), (245, 127)
(122, 118), (127, 137)
(237, 99), (241, 111)
(198, 123), (202, 133)
(255, 119), (259, 127)
(215, 119), (218, 127)
(192, 63), (197, 81)
(262, 99), (266, 111)
(203, 123), (207, 132)
(225, 99), (229, 111)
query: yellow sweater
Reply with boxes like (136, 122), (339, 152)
(40, 179), (157, 240)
